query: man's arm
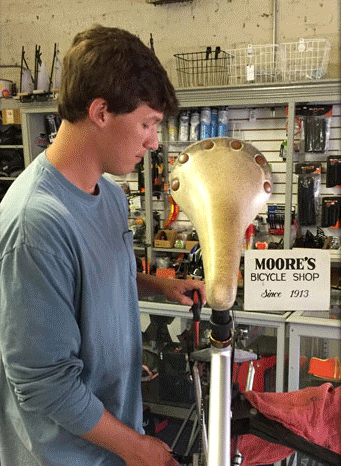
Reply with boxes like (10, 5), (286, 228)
(81, 409), (179, 466)
(136, 272), (206, 307)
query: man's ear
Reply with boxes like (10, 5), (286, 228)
(88, 98), (109, 128)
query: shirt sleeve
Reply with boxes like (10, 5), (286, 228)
(0, 243), (104, 436)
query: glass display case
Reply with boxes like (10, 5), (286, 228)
(287, 307), (341, 391)
(139, 297), (290, 394)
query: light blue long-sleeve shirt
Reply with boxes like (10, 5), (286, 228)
(0, 152), (143, 465)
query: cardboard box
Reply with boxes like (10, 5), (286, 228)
(2, 108), (21, 125)
(185, 233), (199, 251)
(185, 240), (199, 251)
(154, 229), (177, 248)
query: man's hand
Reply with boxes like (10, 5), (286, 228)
(137, 273), (207, 308)
(81, 410), (179, 466)
(122, 435), (179, 466)
(161, 277), (206, 307)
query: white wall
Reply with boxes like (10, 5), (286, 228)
(0, 0), (340, 87)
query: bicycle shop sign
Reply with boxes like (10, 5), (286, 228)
(244, 249), (330, 311)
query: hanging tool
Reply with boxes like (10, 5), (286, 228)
(190, 289), (202, 350)
(205, 47), (212, 60)
(149, 33), (155, 53)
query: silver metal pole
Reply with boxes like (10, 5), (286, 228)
(193, 361), (209, 463)
(143, 150), (154, 266)
(208, 345), (232, 466)
(245, 361), (255, 391)
(272, 0), (278, 46)
(284, 100), (296, 249)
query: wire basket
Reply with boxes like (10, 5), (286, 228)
(279, 38), (331, 82)
(225, 44), (282, 85)
(174, 48), (233, 88)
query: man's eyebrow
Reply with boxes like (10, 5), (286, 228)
(145, 115), (163, 123)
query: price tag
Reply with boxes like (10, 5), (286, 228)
(244, 249), (331, 311)
(6, 109), (15, 124)
(129, 195), (141, 210)
(246, 65), (255, 82)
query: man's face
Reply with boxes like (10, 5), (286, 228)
(102, 104), (163, 176)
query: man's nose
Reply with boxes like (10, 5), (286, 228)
(145, 127), (160, 151)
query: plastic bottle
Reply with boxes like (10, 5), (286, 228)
(218, 107), (229, 137)
(190, 109), (200, 141)
(200, 107), (211, 139)
(168, 116), (178, 142)
(210, 108), (218, 138)
(178, 111), (190, 142)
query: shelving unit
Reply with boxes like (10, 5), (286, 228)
(168, 79), (341, 249)
(147, 80), (341, 401)
(11, 80), (341, 262)
(4, 81), (340, 396)
(19, 101), (57, 166)
(0, 98), (24, 196)
(0, 176), (17, 181)
(9, 80), (341, 257)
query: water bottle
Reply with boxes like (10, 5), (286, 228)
(178, 111), (190, 142)
(168, 116), (178, 142)
(200, 107), (211, 139)
(190, 109), (200, 141)
(218, 107), (229, 137)
(210, 108), (218, 138)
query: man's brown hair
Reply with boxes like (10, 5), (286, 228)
(58, 25), (178, 122)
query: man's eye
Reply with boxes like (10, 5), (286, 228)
(143, 123), (150, 129)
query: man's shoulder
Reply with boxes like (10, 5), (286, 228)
(0, 163), (75, 258)
(101, 174), (128, 211)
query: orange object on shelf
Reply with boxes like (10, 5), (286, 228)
(156, 268), (176, 279)
(308, 357), (341, 380)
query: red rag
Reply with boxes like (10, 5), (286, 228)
(235, 383), (340, 466)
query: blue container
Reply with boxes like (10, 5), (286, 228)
(200, 107), (211, 139)
(210, 108), (218, 138)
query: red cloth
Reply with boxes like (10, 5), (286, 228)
(234, 383), (341, 466)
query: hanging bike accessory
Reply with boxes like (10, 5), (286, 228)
(295, 162), (322, 226)
(164, 194), (179, 228)
(174, 46), (232, 88)
(321, 197), (341, 229)
(295, 104), (333, 154)
(18, 46), (35, 99)
(326, 156), (341, 188)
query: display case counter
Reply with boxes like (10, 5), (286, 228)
(287, 309), (341, 391)
(139, 297), (290, 392)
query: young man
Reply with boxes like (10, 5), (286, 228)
(0, 26), (206, 466)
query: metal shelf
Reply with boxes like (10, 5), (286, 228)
(175, 79), (341, 108)
(146, 0), (193, 4)
(19, 102), (57, 114)
(153, 247), (190, 253)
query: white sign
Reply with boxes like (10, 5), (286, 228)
(244, 249), (331, 311)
